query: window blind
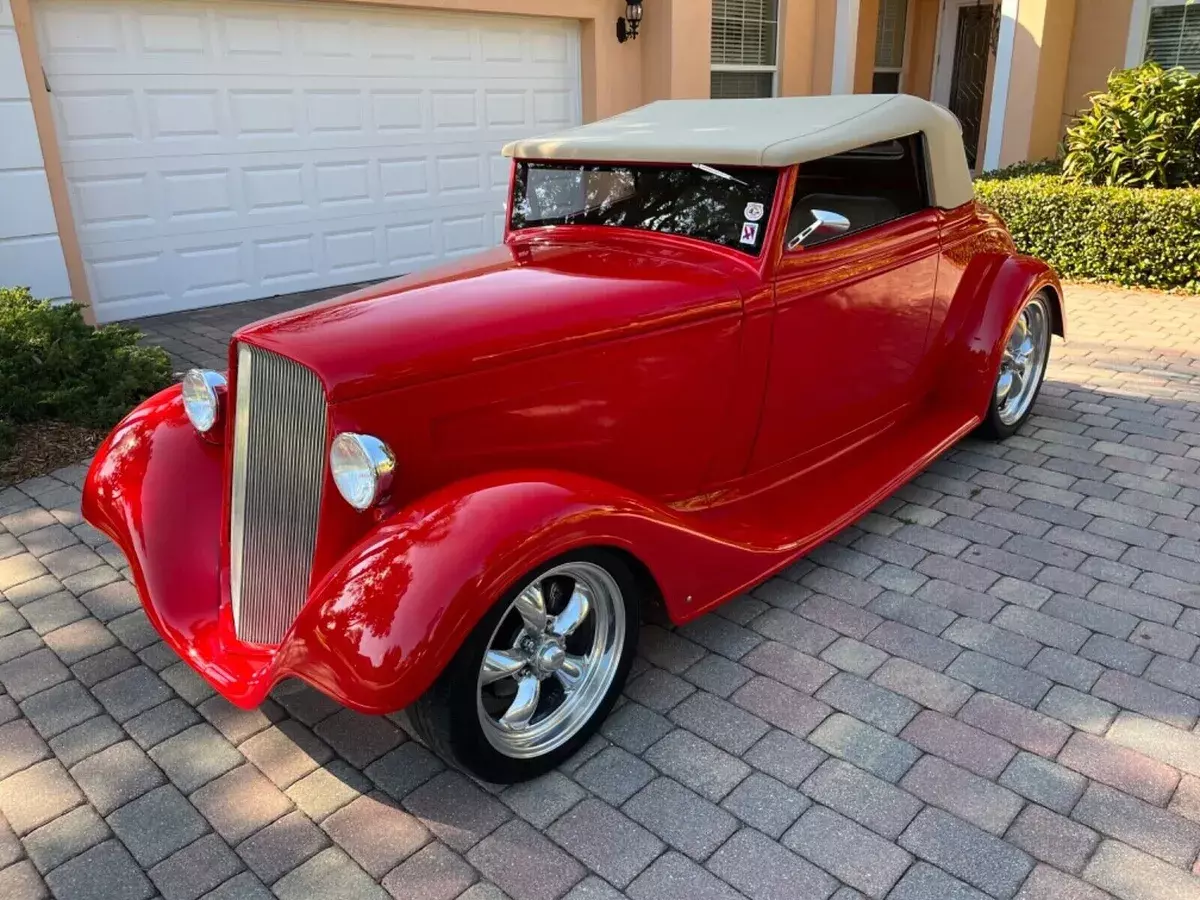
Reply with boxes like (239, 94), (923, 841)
(1145, 4), (1200, 72)
(711, 70), (775, 99)
(711, 0), (779, 67)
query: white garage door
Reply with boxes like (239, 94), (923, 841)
(35, 0), (581, 321)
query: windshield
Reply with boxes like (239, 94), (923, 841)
(510, 161), (779, 255)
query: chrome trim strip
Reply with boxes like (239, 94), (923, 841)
(228, 344), (253, 637)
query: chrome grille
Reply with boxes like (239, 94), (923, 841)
(229, 343), (327, 645)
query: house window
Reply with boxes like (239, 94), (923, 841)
(1144, 0), (1200, 72)
(711, 0), (779, 98)
(873, 0), (909, 93)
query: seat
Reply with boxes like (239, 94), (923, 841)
(787, 192), (901, 246)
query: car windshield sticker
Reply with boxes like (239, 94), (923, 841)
(740, 222), (759, 245)
(744, 202), (764, 222)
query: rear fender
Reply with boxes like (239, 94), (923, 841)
(282, 472), (782, 712)
(935, 255), (1063, 415)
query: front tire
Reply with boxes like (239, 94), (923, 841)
(978, 292), (1053, 441)
(408, 548), (640, 783)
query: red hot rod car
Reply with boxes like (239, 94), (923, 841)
(84, 94), (1062, 782)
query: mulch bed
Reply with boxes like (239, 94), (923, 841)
(0, 421), (103, 488)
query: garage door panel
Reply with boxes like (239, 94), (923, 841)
(386, 221), (436, 268)
(50, 76), (576, 164)
(442, 212), (489, 258)
(70, 172), (158, 233)
(64, 144), (507, 244)
(147, 89), (223, 140)
(177, 242), (248, 296)
(533, 89), (576, 127)
(162, 168), (236, 222)
(86, 251), (171, 311)
(379, 156), (431, 200)
(137, 10), (210, 55)
(220, 12), (287, 59)
(38, 4), (125, 55)
(38, 0), (580, 321)
(314, 160), (371, 208)
(43, 47), (579, 81)
(83, 204), (493, 319)
(54, 90), (139, 146)
(39, 0), (577, 80)
(373, 89), (423, 134)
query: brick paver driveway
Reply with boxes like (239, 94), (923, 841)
(4, 282), (1200, 900)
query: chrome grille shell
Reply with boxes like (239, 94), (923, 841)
(229, 343), (328, 645)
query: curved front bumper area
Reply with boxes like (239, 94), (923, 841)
(82, 386), (285, 708)
(84, 386), (511, 715)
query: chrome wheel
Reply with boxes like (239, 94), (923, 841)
(476, 561), (625, 759)
(995, 296), (1051, 426)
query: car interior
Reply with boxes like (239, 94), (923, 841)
(785, 133), (931, 248)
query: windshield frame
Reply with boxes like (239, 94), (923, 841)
(505, 159), (785, 259)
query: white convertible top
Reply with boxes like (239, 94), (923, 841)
(502, 94), (975, 209)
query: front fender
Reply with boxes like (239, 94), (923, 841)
(83, 387), (785, 714)
(281, 472), (785, 712)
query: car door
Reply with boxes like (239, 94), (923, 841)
(749, 134), (940, 473)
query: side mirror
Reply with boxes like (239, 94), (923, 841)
(787, 209), (851, 250)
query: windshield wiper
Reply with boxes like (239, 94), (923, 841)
(692, 163), (748, 186)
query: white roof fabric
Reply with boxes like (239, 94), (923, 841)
(502, 94), (975, 210)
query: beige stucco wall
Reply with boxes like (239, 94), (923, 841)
(1062, 0), (1132, 125)
(779, 0), (818, 95)
(812, 0), (838, 94)
(906, 0), (940, 99)
(1029, 0), (1077, 160)
(1000, 2), (1042, 165)
(580, 13), (642, 122)
(641, 0), (712, 104)
(1000, 0), (1077, 165)
(855, 0), (881, 93)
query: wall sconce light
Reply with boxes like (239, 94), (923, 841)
(617, 1), (643, 43)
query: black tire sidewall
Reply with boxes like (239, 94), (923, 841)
(435, 547), (640, 783)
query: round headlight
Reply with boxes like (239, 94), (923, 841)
(330, 433), (396, 511)
(181, 370), (227, 433)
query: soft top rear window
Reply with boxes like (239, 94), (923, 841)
(509, 161), (779, 255)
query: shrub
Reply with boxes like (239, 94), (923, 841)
(0, 287), (173, 458)
(1062, 62), (1200, 188)
(979, 158), (1063, 181)
(975, 174), (1200, 292)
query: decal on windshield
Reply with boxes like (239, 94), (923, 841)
(739, 222), (759, 245)
(744, 202), (764, 222)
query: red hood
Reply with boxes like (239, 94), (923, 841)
(236, 234), (756, 402)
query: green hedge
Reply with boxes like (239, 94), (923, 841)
(979, 158), (1063, 181)
(0, 286), (173, 458)
(974, 174), (1200, 293)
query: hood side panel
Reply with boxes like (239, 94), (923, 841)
(237, 239), (751, 402)
(312, 307), (745, 581)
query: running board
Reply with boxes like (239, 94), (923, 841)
(672, 403), (981, 616)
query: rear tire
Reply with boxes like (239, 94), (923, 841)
(978, 292), (1053, 441)
(408, 548), (640, 783)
